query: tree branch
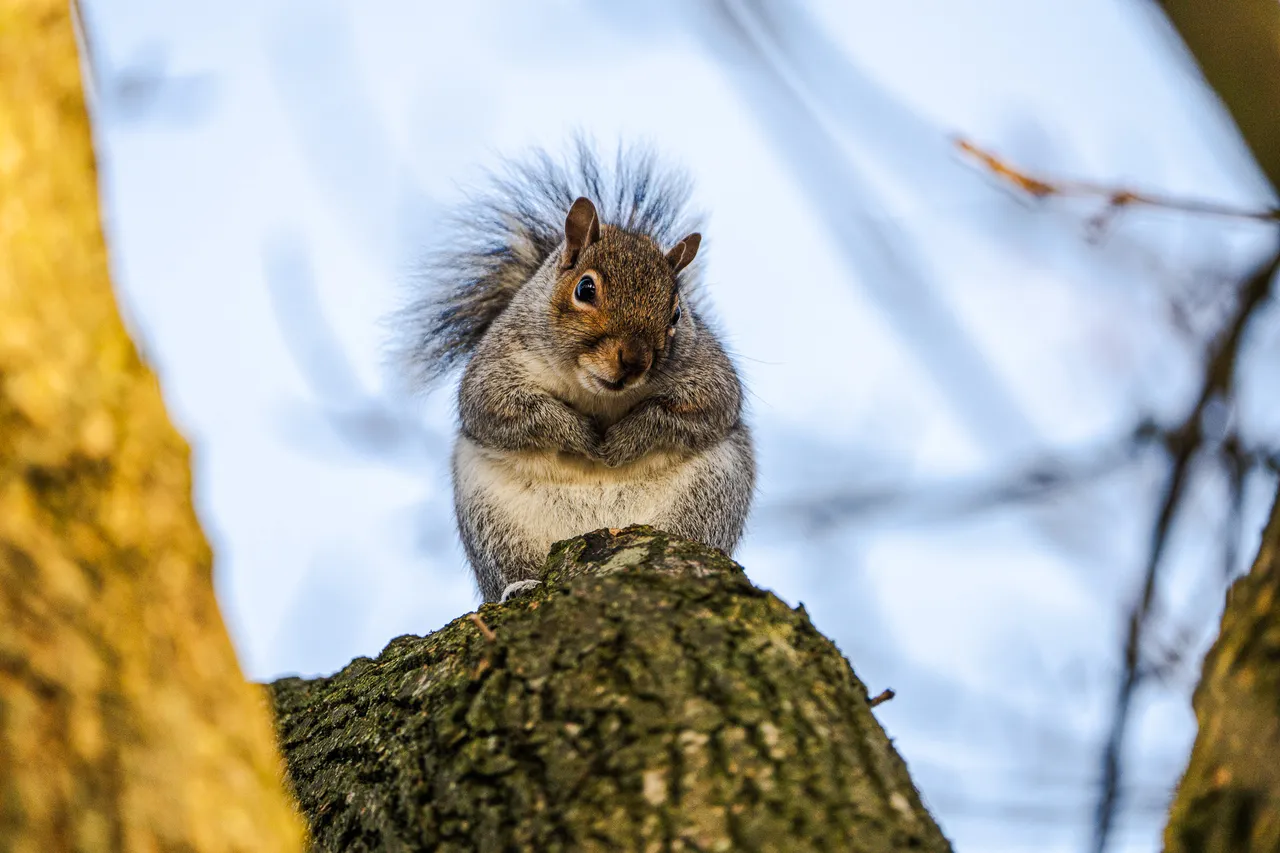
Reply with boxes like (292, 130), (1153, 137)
(1095, 248), (1280, 852)
(270, 527), (952, 852)
(956, 138), (1280, 224)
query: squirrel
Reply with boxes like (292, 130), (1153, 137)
(394, 141), (756, 603)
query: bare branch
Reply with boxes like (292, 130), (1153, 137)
(1093, 247), (1280, 853)
(869, 689), (896, 708)
(956, 138), (1280, 224)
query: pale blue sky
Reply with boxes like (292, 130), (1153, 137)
(85, 2), (1277, 851)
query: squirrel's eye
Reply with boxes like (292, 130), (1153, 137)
(573, 277), (597, 305)
(670, 304), (682, 327)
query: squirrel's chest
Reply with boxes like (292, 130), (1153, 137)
(452, 438), (687, 543)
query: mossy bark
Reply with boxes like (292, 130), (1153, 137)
(270, 526), (951, 853)
(1164, 493), (1280, 851)
(0, 3), (305, 850)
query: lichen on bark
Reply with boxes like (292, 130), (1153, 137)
(270, 526), (951, 852)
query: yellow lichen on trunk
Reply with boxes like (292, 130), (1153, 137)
(0, 2), (305, 851)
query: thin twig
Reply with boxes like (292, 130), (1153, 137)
(869, 689), (895, 708)
(1220, 434), (1248, 582)
(956, 137), (1280, 224)
(468, 613), (497, 642)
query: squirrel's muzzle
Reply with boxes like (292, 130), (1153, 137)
(616, 338), (654, 382)
(584, 337), (655, 392)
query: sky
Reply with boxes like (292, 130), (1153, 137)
(83, 2), (1277, 851)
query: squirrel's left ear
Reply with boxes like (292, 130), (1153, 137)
(666, 233), (701, 274)
(562, 197), (600, 269)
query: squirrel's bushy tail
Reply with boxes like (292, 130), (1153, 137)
(393, 138), (701, 390)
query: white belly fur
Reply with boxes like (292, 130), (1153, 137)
(454, 438), (703, 556)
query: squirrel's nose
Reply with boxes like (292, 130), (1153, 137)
(616, 339), (654, 381)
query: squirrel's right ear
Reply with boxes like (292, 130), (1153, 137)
(561, 197), (600, 269)
(666, 233), (701, 275)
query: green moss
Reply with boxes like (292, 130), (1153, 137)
(270, 526), (951, 852)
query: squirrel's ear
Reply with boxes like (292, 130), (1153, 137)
(666, 233), (701, 274)
(562, 197), (600, 269)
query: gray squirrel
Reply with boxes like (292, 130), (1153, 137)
(395, 142), (755, 602)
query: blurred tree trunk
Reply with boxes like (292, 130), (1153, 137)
(270, 527), (952, 853)
(1164, 491), (1280, 851)
(0, 2), (304, 850)
(1155, 0), (1280, 193)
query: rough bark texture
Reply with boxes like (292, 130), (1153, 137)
(1155, 0), (1280, 193)
(0, 3), (305, 851)
(270, 526), (951, 853)
(1164, 492), (1280, 852)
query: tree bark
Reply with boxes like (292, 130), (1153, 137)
(1164, 490), (1280, 851)
(1155, 0), (1280, 193)
(0, 2), (305, 850)
(270, 526), (951, 853)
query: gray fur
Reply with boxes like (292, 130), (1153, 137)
(398, 143), (756, 602)
(393, 139), (703, 389)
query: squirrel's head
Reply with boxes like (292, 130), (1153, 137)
(551, 196), (700, 395)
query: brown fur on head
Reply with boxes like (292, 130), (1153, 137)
(553, 197), (700, 394)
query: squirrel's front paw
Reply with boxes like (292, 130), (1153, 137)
(597, 438), (637, 468)
(500, 579), (542, 602)
(600, 450), (628, 468)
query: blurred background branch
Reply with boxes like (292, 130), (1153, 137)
(1094, 247), (1280, 852)
(956, 137), (1280, 226)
